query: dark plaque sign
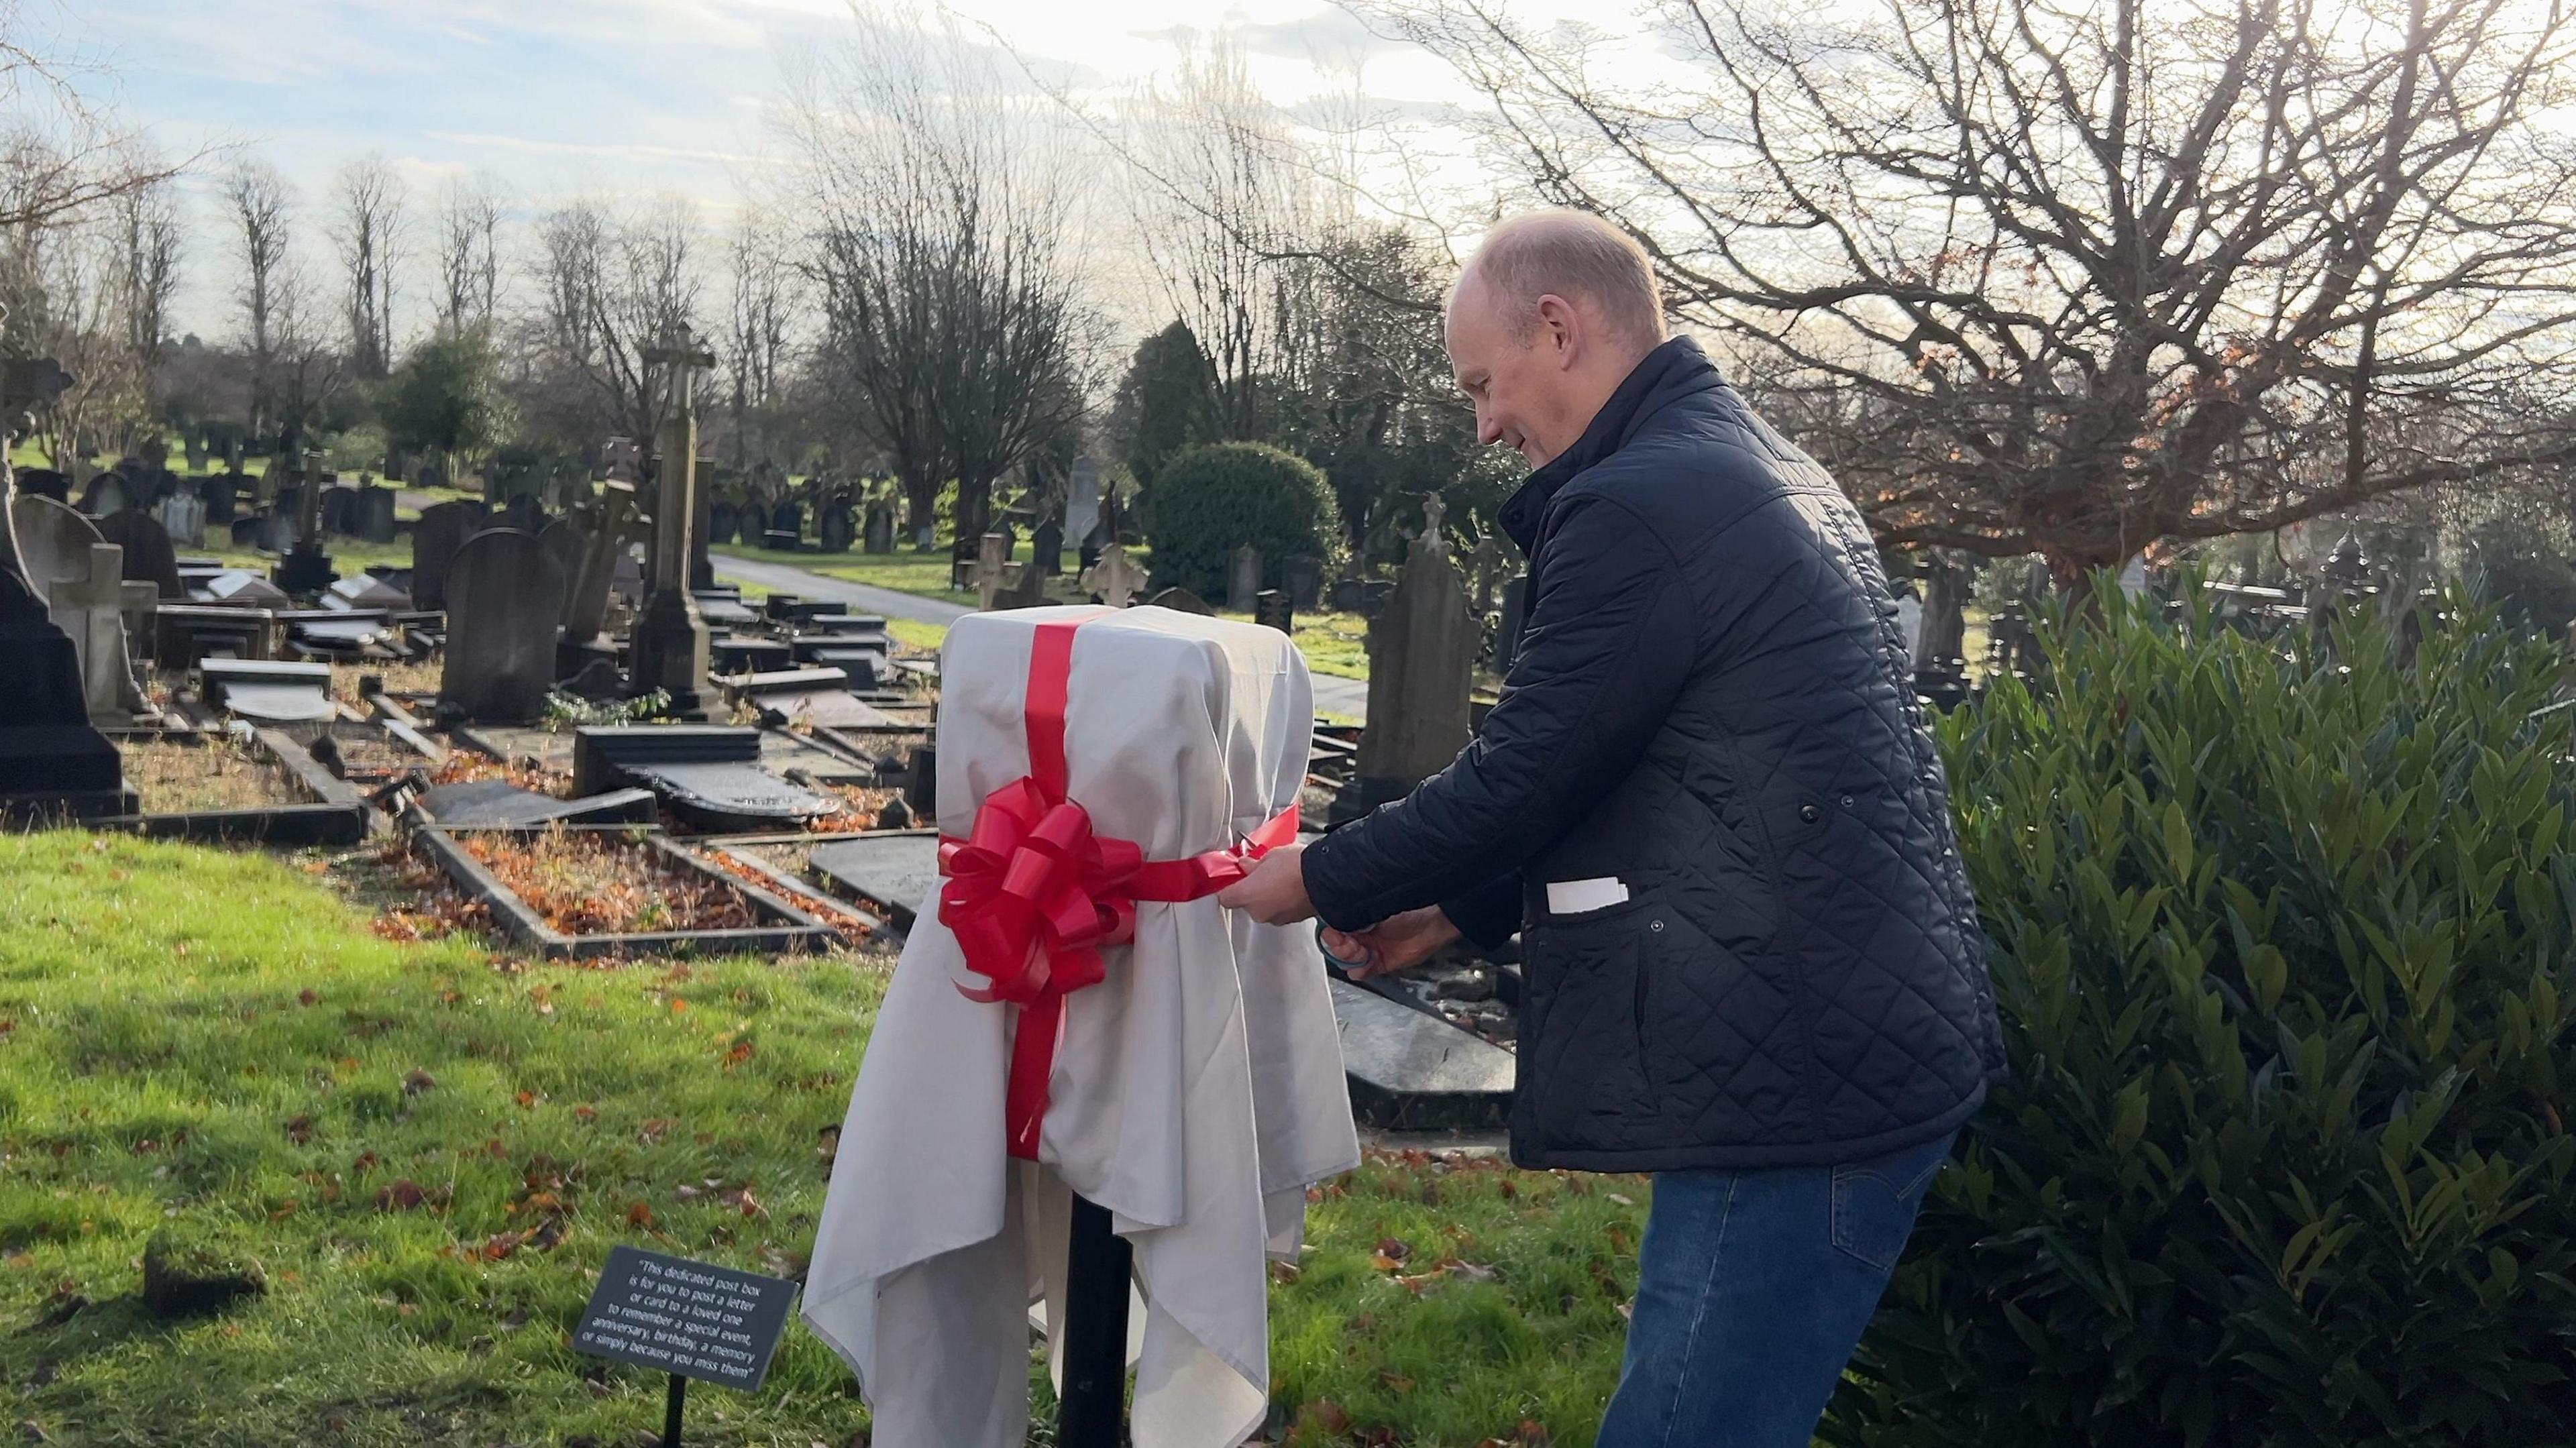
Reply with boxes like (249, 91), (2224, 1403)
(572, 1246), (798, 1392)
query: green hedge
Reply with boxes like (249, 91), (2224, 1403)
(1830, 586), (2576, 1447)
(1141, 442), (1339, 600)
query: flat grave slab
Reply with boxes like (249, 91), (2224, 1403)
(200, 659), (335, 723)
(696, 598), (761, 627)
(712, 636), (794, 675)
(1330, 978), (1513, 1131)
(729, 668), (902, 729)
(417, 779), (659, 828)
(572, 726), (842, 833)
(806, 831), (941, 931)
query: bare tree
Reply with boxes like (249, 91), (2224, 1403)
(434, 171), (506, 333)
(785, 4), (1093, 550)
(525, 196), (702, 445)
(110, 170), (179, 373)
(1361, 0), (2576, 583)
(1122, 36), (1318, 441)
(222, 159), (291, 439)
(723, 210), (796, 467)
(0, 4), (194, 233)
(0, 213), (146, 464)
(331, 154), (405, 378)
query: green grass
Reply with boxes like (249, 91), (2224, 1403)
(0, 834), (1645, 1445)
(710, 544), (976, 608)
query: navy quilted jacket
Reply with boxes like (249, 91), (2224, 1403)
(1304, 337), (2006, 1171)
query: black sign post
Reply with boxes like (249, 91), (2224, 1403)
(1056, 1193), (1134, 1446)
(573, 1246), (799, 1447)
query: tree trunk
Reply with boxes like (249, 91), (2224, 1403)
(1919, 551), (1972, 665)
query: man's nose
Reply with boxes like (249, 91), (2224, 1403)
(1477, 408), (1505, 447)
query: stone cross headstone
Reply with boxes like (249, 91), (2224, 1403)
(411, 500), (481, 612)
(48, 542), (146, 724)
(1344, 524), (1474, 820)
(564, 482), (641, 643)
(1253, 589), (1293, 635)
(1032, 517), (1063, 577)
(440, 530), (568, 722)
(863, 502), (894, 555)
(1285, 555), (1322, 614)
(632, 325), (716, 715)
(1228, 545), (1261, 614)
(155, 489), (205, 549)
(967, 532), (1012, 611)
(1079, 543), (1146, 608)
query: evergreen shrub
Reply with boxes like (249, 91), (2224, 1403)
(1142, 442), (1339, 600)
(1829, 586), (2576, 1448)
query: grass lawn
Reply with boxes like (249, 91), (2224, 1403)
(0, 832), (1644, 1445)
(710, 543), (977, 608)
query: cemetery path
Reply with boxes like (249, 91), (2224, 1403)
(710, 553), (1371, 722)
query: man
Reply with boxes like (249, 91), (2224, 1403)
(1218, 211), (2006, 1446)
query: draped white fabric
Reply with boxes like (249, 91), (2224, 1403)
(802, 606), (1360, 1447)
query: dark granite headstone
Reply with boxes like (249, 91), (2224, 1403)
(1146, 586), (1214, 616)
(419, 779), (658, 828)
(1253, 589), (1293, 635)
(1285, 555), (1323, 613)
(818, 506), (853, 554)
(317, 486), (355, 537)
(439, 530), (566, 722)
(770, 500), (802, 542)
(352, 485), (397, 544)
(95, 510), (182, 599)
(410, 500), (481, 612)
(1031, 518), (1063, 577)
(571, 726), (839, 832)
(1329, 578), (1365, 614)
(863, 504), (894, 555)
(903, 744), (935, 818)
(0, 556), (126, 818)
(1339, 532), (1474, 824)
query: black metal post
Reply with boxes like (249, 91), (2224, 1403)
(1055, 1192), (1133, 1447)
(662, 1372), (686, 1448)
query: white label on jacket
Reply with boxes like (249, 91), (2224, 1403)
(1545, 877), (1630, 915)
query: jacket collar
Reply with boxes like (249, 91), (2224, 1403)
(1496, 336), (1719, 553)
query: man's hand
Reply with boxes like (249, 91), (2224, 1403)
(1322, 906), (1462, 980)
(1216, 842), (1314, 925)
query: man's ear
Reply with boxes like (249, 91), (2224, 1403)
(1535, 293), (1580, 367)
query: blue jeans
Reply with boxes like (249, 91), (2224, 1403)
(1596, 1130), (1958, 1448)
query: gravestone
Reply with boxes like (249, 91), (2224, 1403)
(708, 500), (739, 549)
(808, 832), (941, 931)
(1329, 578), (1366, 614)
(572, 726), (839, 832)
(95, 509), (182, 598)
(904, 744), (936, 818)
(967, 532), (1013, 611)
(419, 779), (657, 828)
(205, 570), (289, 607)
(537, 518), (590, 599)
(1031, 517), (1063, 577)
(914, 522), (935, 551)
(1893, 592), (1925, 665)
(564, 482), (641, 643)
(353, 485), (397, 544)
(1228, 545), (1261, 614)
(439, 530), (568, 722)
(1253, 589), (1293, 635)
(78, 471), (128, 518)
(411, 500), (482, 613)
(731, 667), (898, 728)
(200, 659), (334, 723)
(12, 496), (147, 722)
(203, 473), (241, 525)
(1078, 543), (1145, 608)
(1341, 526), (1474, 822)
(1329, 979), (1513, 1129)
(990, 563), (1048, 612)
(184, 435), (207, 471)
(317, 485), (355, 537)
(325, 572), (409, 610)
(1285, 555), (1322, 614)
(863, 503), (894, 555)
(770, 500), (802, 545)
(13, 468), (68, 503)
(156, 490), (206, 549)
(818, 505), (854, 555)
(0, 540), (126, 819)
(1146, 586), (1214, 616)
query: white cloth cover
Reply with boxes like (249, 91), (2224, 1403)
(803, 605), (1360, 1447)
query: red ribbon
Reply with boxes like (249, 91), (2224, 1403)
(936, 614), (1299, 1159)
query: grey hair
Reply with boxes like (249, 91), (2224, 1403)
(1463, 209), (1668, 349)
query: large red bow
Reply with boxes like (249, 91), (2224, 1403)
(936, 613), (1299, 1159)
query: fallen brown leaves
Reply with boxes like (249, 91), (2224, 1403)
(459, 828), (759, 937)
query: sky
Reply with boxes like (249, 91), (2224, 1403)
(29, 0), (1534, 341)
